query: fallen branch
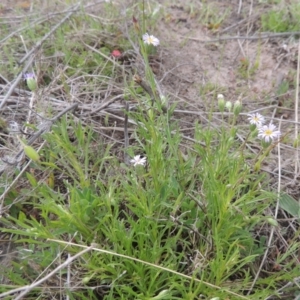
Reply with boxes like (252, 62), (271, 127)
(183, 31), (300, 43)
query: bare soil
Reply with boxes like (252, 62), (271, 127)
(155, 0), (300, 195)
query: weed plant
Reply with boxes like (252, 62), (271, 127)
(0, 1), (300, 300)
(261, 2), (300, 32)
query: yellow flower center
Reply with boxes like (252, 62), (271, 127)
(265, 129), (272, 136)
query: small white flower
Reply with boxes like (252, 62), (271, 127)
(248, 113), (265, 127)
(130, 155), (147, 167)
(217, 94), (224, 100)
(258, 123), (281, 143)
(142, 33), (160, 46)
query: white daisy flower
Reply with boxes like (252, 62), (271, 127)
(248, 113), (265, 127)
(142, 33), (160, 46)
(258, 123), (281, 143)
(130, 155), (147, 167)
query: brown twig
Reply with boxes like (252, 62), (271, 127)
(133, 74), (157, 99)
(88, 94), (124, 116)
(182, 31), (300, 43)
(124, 102), (130, 165)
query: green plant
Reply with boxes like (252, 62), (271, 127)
(0, 1), (300, 299)
(261, 3), (300, 32)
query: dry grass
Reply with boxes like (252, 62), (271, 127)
(0, 0), (300, 299)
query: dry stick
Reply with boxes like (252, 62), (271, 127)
(124, 102), (130, 165)
(0, 16), (49, 44)
(85, 126), (134, 132)
(0, 103), (78, 215)
(18, 3), (80, 65)
(266, 276), (300, 300)
(133, 74), (157, 100)
(219, 15), (258, 34)
(249, 0), (254, 18)
(237, 37), (246, 59)
(0, 55), (35, 111)
(237, 0), (242, 14)
(183, 31), (300, 43)
(0, 4), (80, 112)
(0, 1), (85, 25)
(159, 63), (195, 84)
(294, 41), (300, 176)
(0, 246), (93, 300)
(247, 0), (255, 77)
(271, 79), (284, 121)
(247, 119), (283, 295)
(28, 102), (79, 145)
(97, 110), (137, 127)
(0, 141), (46, 217)
(20, 34), (36, 135)
(133, 74), (166, 111)
(47, 239), (249, 300)
(106, 110), (207, 147)
(88, 94), (124, 115)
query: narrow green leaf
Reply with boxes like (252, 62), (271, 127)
(26, 172), (37, 187)
(279, 193), (300, 218)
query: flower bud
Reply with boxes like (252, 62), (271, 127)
(266, 217), (278, 227)
(225, 101), (232, 112)
(111, 49), (122, 58)
(233, 100), (242, 116)
(22, 142), (40, 161)
(18, 136), (40, 162)
(24, 73), (37, 91)
(217, 94), (225, 112)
